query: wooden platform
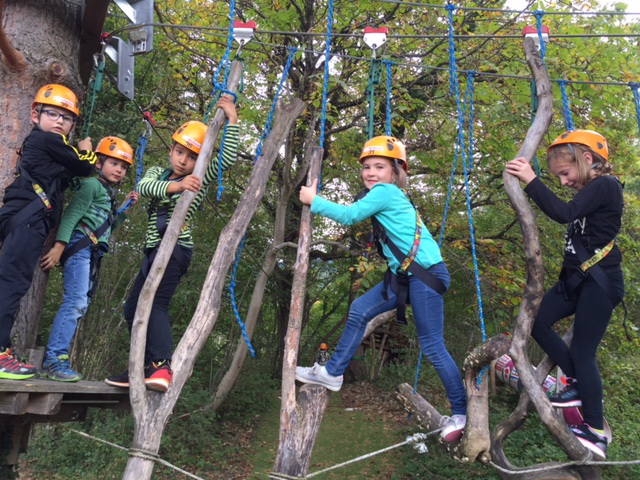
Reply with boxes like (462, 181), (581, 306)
(0, 378), (130, 424)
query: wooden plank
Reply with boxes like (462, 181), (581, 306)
(25, 393), (63, 415)
(0, 378), (129, 395)
(0, 393), (28, 415)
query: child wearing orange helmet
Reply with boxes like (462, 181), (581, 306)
(38, 137), (139, 381)
(296, 136), (468, 443)
(506, 129), (623, 459)
(105, 95), (239, 393)
(0, 84), (97, 380)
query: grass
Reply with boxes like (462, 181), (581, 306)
(247, 384), (407, 479)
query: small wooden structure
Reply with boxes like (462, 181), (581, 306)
(0, 377), (129, 465)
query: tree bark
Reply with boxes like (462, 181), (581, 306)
(121, 97), (306, 480)
(492, 38), (600, 479)
(273, 147), (325, 476)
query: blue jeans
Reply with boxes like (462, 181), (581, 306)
(325, 262), (467, 415)
(45, 231), (95, 361)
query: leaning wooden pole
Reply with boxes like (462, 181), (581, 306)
(491, 38), (600, 480)
(273, 147), (328, 477)
(121, 98), (306, 480)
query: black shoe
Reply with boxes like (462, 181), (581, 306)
(105, 370), (129, 388)
(570, 423), (607, 459)
(549, 380), (581, 407)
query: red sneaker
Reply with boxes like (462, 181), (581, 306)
(144, 360), (172, 392)
(0, 349), (36, 380)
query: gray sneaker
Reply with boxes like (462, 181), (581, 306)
(295, 363), (343, 392)
(43, 355), (82, 382)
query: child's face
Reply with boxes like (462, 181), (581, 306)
(361, 156), (395, 189)
(169, 143), (198, 178)
(31, 105), (76, 136)
(98, 157), (130, 185)
(549, 154), (593, 191)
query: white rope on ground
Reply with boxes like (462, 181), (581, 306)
(65, 428), (207, 480)
(268, 429), (441, 479)
(490, 458), (640, 475)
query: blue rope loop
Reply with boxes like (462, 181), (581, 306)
(629, 82), (640, 138)
(533, 10), (547, 61)
(318, 0), (335, 149)
(446, 3), (459, 96)
(557, 79), (575, 131)
(228, 235), (256, 357)
(412, 350), (423, 394)
(384, 60), (394, 136)
(254, 47), (298, 164)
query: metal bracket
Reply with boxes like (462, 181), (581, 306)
(522, 25), (550, 51)
(363, 26), (389, 51)
(112, 0), (154, 54)
(233, 20), (257, 47)
(105, 37), (135, 100)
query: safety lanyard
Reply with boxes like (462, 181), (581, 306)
(32, 183), (52, 211)
(399, 210), (422, 272)
(579, 239), (615, 272)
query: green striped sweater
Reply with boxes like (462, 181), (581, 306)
(139, 124), (239, 249)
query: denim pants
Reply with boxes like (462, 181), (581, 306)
(45, 231), (95, 361)
(325, 262), (467, 415)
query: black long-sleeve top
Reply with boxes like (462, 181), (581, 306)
(0, 127), (96, 227)
(524, 175), (623, 271)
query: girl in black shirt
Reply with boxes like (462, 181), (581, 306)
(506, 129), (623, 460)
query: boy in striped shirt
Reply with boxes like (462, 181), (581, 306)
(105, 96), (239, 392)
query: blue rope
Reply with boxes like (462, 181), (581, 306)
(318, 0), (334, 148)
(412, 350), (423, 394)
(228, 235), (256, 357)
(533, 10), (547, 62)
(254, 47), (298, 164)
(446, 4), (459, 96)
(629, 82), (640, 138)
(557, 79), (575, 131)
(384, 60), (394, 135)
(465, 72), (476, 171)
(116, 133), (148, 214)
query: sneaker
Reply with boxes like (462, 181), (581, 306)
(549, 379), (581, 407)
(570, 423), (607, 460)
(440, 414), (466, 442)
(43, 355), (81, 382)
(295, 363), (343, 392)
(0, 348), (37, 380)
(144, 360), (172, 393)
(105, 370), (130, 388)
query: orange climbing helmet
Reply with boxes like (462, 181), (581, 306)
(548, 129), (608, 162)
(95, 137), (134, 165)
(172, 121), (208, 154)
(359, 136), (408, 172)
(32, 84), (80, 116)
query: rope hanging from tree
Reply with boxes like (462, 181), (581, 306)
(384, 60), (394, 135)
(557, 79), (575, 131)
(116, 114), (153, 214)
(318, 0), (334, 149)
(533, 10), (548, 61)
(629, 82), (640, 137)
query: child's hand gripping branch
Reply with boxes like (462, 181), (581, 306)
(299, 179), (318, 206)
(40, 242), (66, 271)
(505, 157), (537, 185)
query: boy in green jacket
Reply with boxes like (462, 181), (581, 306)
(40, 137), (139, 381)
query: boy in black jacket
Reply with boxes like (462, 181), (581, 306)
(0, 84), (97, 379)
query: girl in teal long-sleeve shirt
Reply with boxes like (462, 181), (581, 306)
(296, 136), (467, 442)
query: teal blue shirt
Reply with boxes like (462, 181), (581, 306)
(311, 183), (443, 272)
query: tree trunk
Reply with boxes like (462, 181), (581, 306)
(121, 97), (306, 480)
(273, 147), (325, 476)
(1, 0), (85, 354)
(492, 38), (600, 479)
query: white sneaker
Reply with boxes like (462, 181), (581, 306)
(440, 414), (466, 442)
(295, 363), (343, 392)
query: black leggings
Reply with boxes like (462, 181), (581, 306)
(531, 271), (624, 429)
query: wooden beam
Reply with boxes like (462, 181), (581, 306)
(79, 0), (110, 84)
